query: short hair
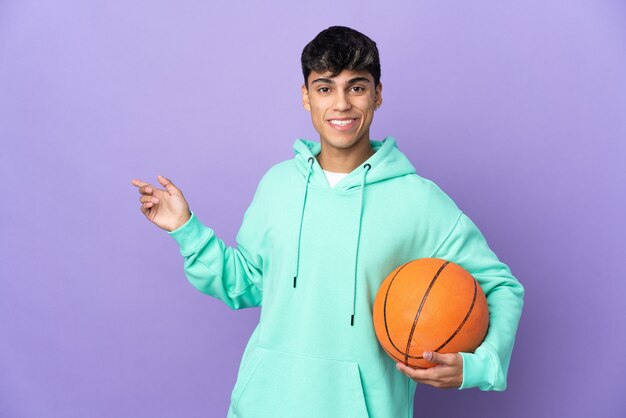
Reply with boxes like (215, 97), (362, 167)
(301, 26), (381, 88)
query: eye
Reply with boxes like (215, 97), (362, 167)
(350, 86), (366, 93)
(317, 87), (331, 94)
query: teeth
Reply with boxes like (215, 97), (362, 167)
(330, 119), (354, 126)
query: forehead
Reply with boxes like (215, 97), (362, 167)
(307, 69), (374, 85)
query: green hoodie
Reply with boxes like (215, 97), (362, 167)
(169, 137), (524, 418)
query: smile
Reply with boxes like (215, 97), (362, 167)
(327, 118), (358, 130)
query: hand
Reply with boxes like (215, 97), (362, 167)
(395, 351), (463, 389)
(131, 175), (191, 232)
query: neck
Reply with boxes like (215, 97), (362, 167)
(316, 137), (375, 173)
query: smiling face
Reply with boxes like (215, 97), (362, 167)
(302, 69), (383, 153)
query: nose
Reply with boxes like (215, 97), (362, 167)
(333, 90), (351, 111)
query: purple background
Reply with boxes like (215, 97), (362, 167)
(1, 1), (625, 417)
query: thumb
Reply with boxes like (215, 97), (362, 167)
(423, 351), (455, 366)
(157, 175), (182, 196)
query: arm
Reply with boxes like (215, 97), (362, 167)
(131, 175), (265, 310)
(167, 206), (265, 310)
(396, 212), (524, 390)
(432, 212), (525, 390)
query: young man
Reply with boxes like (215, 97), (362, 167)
(132, 26), (524, 418)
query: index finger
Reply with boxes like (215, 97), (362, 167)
(397, 362), (462, 389)
(396, 362), (438, 380)
(131, 179), (157, 195)
(131, 179), (148, 188)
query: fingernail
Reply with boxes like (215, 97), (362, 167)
(146, 187), (151, 193)
(424, 352), (432, 360)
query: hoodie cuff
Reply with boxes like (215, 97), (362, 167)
(167, 212), (213, 255)
(458, 345), (497, 391)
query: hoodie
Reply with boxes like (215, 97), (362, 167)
(168, 137), (525, 418)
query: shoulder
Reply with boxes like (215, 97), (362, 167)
(399, 174), (464, 237)
(256, 159), (299, 188)
(263, 158), (297, 179)
(394, 172), (461, 213)
(248, 158), (300, 203)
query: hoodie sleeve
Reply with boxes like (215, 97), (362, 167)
(432, 212), (524, 391)
(166, 184), (267, 310)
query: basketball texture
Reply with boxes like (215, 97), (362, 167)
(373, 258), (489, 368)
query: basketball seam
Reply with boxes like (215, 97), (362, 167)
(383, 261), (415, 359)
(435, 277), (478, 351)
(403, 260), (449, 365)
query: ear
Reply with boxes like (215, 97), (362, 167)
(375, 82), (383, 109)
(301, 83), (311, 112)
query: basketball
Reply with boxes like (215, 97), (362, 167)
(373, 258), (489, 368)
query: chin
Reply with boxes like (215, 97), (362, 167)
(322, 132), (365, 148)
(322, 138), (359, 150)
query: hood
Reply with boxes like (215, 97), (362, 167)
(292, 136), (416, 190)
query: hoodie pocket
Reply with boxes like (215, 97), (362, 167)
(232, 347), (370, 418)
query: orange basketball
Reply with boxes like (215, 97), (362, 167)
(373, 258), (489, 368)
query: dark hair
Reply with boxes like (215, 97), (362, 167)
(301, 26), (381, 88)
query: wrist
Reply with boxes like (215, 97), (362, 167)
(168, 211), (192, 232)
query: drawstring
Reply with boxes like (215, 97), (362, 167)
(293, 157), (371, 327)
(293, 156), (314, 288)
(351, 163), (371, 326)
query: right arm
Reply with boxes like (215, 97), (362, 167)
(167, 210), (264, 310)
(131, 175), (264, 309)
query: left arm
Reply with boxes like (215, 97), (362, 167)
(397, 212), (525, 390)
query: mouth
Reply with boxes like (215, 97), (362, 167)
(326, 118), (359, 131)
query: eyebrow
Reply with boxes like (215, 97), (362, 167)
(311, 77), (371, 85)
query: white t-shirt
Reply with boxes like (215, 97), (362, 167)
(322, 169), (349, 188)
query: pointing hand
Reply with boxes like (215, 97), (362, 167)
(131, 175), (191, 232)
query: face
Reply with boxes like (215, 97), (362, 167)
(301, 69), (383, 152)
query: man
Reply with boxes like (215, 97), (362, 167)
(132, 26), (524, 418)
